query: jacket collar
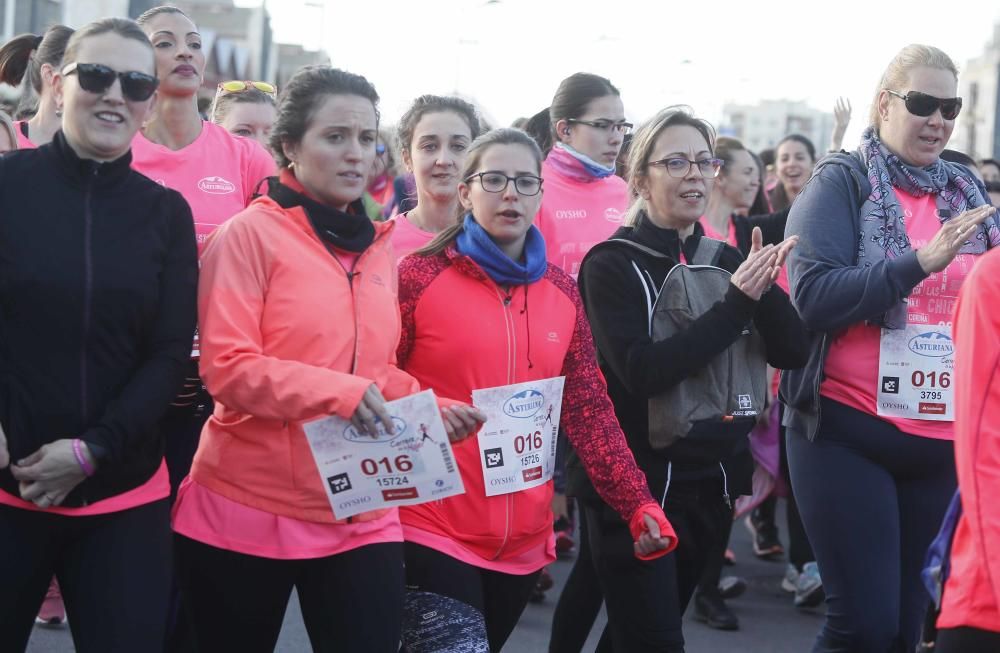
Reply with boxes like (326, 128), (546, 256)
(46, 130), (133, 187)
(630, 211), (707, 263)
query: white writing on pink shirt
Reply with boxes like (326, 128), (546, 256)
(198, 176), (236, 195)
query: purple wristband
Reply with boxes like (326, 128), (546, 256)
(73, 439), (96, 477)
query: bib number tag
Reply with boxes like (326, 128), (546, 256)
(303, 390), (464, 519)
(877, 324), (954, 421)
(473, 377), (565, 497)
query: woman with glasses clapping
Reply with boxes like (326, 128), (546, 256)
(575, 107), (807, 651)
(0, 18), (198, 651)
(783, 44), (1000, 653)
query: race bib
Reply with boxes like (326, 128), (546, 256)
(877, 324), (954, 421)
(303, 390), (465, 519)
(472, 377), (565, 497)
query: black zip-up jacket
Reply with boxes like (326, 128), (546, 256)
(568, 213), (808, 503)
(0, 132), (198, 506)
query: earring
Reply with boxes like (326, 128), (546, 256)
(55, 106), (63, 117)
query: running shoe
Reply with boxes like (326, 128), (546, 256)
(781, 564), (799, 593)
(718, 575), (747, 600)
(693, 590), (739, 631)
(744, 515), (784, 559)
(528, 567), (554, 603)
(35, 578), (65, 627)
(794, 562), (825, 609)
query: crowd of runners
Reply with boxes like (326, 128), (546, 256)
(0, 7), (999, 653)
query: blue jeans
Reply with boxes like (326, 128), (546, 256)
(788, 397), (956, 653)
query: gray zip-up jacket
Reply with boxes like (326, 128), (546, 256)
(780, 152), (929, 440)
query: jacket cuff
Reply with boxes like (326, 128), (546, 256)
(888, 250), (929, 295)
(629, 502), (679, 561)
(724, 283), (759, 321)
(80, 427), (115, 465)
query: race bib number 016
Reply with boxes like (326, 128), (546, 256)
(877, 324), (954, 421)
(472, 377), (565, 497)
(303, 390), (465, 519)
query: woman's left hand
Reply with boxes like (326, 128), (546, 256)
(440, 405), (487, 443)
(11, 439), (93, 508)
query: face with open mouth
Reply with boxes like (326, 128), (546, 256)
(641, 125), (715, 230)
(54, 33), (156, 163)
(405, 110), (474, 204)
(878, 66), (958, 168)
(776, 139), (815, 201)
(282, 93), (378, 212)
(458, 142), (543, 260)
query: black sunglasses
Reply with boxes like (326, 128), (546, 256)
(886, 90), (962, 121)
(62, 63), (159, 102)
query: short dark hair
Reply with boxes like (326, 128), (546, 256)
(269, 66), (379, 169)
(978, 158), (1000, 172)
(397, 95), (481, 156)
(136, 5), (191, 26)
(940, 149), (978, 171)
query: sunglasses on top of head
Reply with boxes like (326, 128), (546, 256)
(218, 80), (277, 97)
(886, 90), (962, 121)
(61, 62), (159, 102)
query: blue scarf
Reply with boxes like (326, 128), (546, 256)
(455, 214), (548, 285)
(548, 142), (617, 181)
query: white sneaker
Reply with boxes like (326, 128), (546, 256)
(781, 564), (798, 593)
(794, 562), (824, 609)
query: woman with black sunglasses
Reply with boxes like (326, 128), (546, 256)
(132, 6), (276, 502)
(783, 44), (1000, 652)
(0, 18), (197, 652)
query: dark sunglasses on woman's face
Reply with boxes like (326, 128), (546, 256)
(886, 89), (962, 120)
(61, 63), (159, 103)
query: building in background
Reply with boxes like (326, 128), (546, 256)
(952, 23), (1000, 162)
(721, 99), (834, 154)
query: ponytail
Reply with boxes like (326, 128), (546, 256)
(0, 33), (44, 88)
(0, 26), (74, 119)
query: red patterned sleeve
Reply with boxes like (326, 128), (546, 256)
(396, 252), (449, 370)
(548, 267), (656, 522)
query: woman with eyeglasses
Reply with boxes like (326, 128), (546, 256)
(133, 6), (276, 501)
(209, 80), (277, 148)
(783, 44), (1000, 652)
(575, 106), (806, 652)
(396, 128), (675, 653)
(388, 95), (481, 259)
(0, 18), (198, 651)
(0, 24), (74, 147)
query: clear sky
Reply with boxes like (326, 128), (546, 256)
(240, 0), (1000, 148)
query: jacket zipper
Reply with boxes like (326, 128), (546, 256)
(491, 284), (517, 560)
(80, 169), (97, 430)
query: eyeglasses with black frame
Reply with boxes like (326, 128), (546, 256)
(566, 118), (633, 135)
(61, 62), (159, 102)
(465, 171), (543, 196)
(885, 89), (962, 121)
(647, 156), (724, 179)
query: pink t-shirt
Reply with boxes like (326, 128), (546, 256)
(389, 212), (437, 261)
(535, 158), (629, 279)
(699, 215), (738, 247)
(821, 190), (978, 439)
(130, 121), (276, 252)
(0, 461), (169, 515)
(403, 524), (555, 575)
(172, 478), (402, 559)
(12, 121), (36, 149)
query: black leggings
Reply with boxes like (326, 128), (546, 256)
(549, 508), (611, 653)
(787, 398), (956, 653)
(936, 627), (1000, 652)
(401, 542), (540, 653)
(586, 475), (730, 653)
(176, 535), (404, 653)
(0, 500), (172, 653)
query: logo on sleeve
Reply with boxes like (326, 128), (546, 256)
(198, 176), (237, 195)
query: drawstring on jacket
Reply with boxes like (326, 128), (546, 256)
(520, 284), (534, 369)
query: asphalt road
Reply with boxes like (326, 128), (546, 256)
(28, 502), (821, 652)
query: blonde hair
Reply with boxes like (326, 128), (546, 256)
(869, 44), (959, 133)
(623, 106), (716, 227)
